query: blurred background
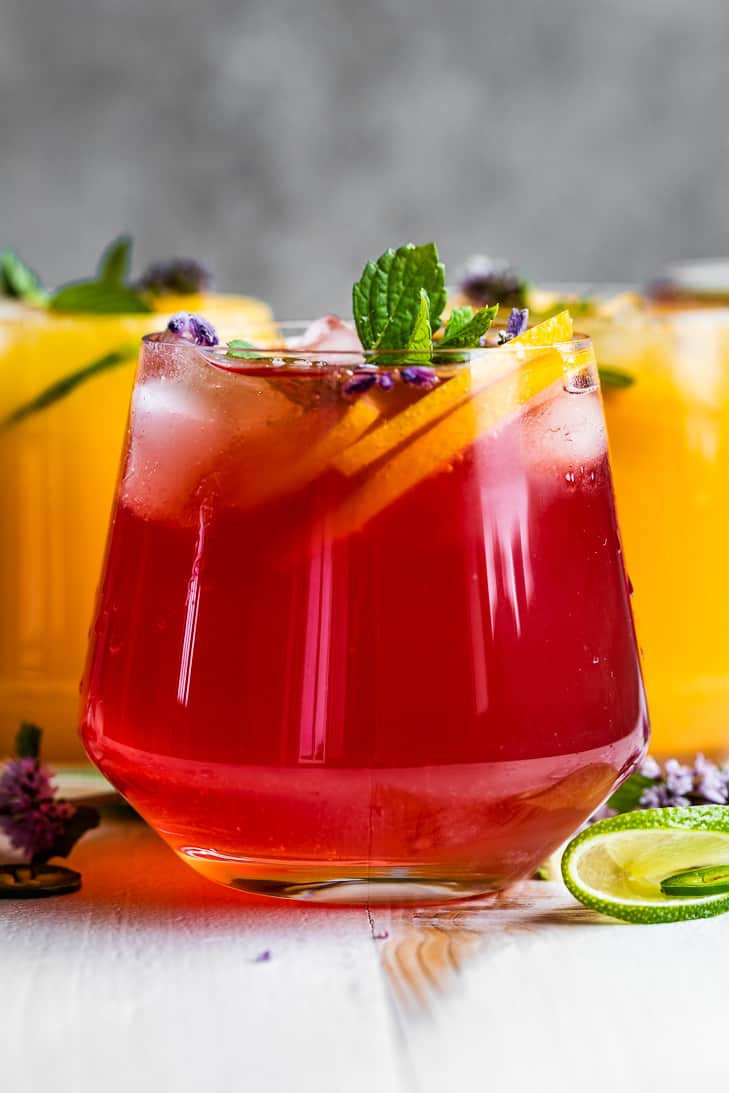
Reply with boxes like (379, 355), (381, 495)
(1, 0), (728, 316)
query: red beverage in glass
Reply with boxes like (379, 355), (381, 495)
(81, 322), (648, 902)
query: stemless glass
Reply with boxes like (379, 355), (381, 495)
(587, 308), (729, 759)
(0, 295), (271, 760)
(81, 324), (648, 904)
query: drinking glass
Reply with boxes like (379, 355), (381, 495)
(81, 324), (648, 903)
(588, 307), (729, 758)
(0, 296), (271, 760)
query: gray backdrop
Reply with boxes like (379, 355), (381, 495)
(1, 0), (728, 316)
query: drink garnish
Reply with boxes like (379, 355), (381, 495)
(0, 343), (139, 431)
(0, 724), (99, 897)
(0, 235), (221, 315)
(48, 235), (153, 314)
(167, 311), (219, 346)
(135, 258), (214, 296)
(352, 242), (497, 359)
(561, 806), (729, 923)
(0, 249), (48, 306)
(457, 254), (529, 308)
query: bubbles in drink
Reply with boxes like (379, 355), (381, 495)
(522, 386), (606, 484)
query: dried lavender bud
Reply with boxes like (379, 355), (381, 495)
(167, 312), (219, 347)
(137, 258), (214, 296)
(458, 255), (528, 308)
(401, 366), (438, 389)
(377, 372), (395, 391)
(343, 373), (378, 397)
(500, 307), (529, 342)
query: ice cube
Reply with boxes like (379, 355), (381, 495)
(122, 364), (295, 522)
(290, 315), (364, 366)
(523, 387), (606, 479)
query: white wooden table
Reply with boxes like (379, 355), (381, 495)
(2, 796), (728, 1093)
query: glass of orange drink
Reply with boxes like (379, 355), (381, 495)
(0, 241), (272, 760)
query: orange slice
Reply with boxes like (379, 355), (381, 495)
(332, 348), (566, 536)
(333, 309), (576, 479)
(511, 309), (573, 346)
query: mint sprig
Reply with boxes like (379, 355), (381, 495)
(1, 343), (138, 430)
(47, 235), (152, 315)
(0, 250), (48, 306)
(352, 243), (498, 359)
(598, 365), (635, 389)
(439, 304), (498, 348)
(352, 243), (446, 351)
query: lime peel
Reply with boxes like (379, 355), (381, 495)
(561, 805), (729, 924)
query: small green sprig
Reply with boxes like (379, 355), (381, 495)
(352, 243), (498, 359)
(0, 235), (154, 315)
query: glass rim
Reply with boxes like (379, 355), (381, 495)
(143, 319), (594, 369)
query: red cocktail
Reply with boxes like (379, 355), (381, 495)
(82, 316), (647, 902)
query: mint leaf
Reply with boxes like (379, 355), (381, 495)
(405, 290), (432, 356)
(599, 365), (635, 389)
(0, 250), (47, 306)
(606, 772), (657, 813)
(48, 281), (152, 314)
(15, 722), (42, 760)
(439, 304), (497, 349)
(97, 235), (132, 286)
(440, 307), (474, 343)
(1, 344), (138, 429)
(352, 242), (446, 350)
(227, 338), (260, 360)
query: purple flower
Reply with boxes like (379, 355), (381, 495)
(343, 371), (395, 398)
(640, 756), (662, 779)
(136, 258), (213, 296)
(503, 307), (529, 340)
(458, 255), (528, 308)
(166, 312), (219, 347)
(401, 366), (438, 389)
(343, 373), (378, 397)
(0, 758), (75, 859)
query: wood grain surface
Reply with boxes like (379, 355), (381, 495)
(2, 810), (728, 1093)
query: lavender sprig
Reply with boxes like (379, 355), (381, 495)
(0, 759), (75, 860)
(136, 258), (213, 296)
(596, 753), (729, 822)
(0, 725), (99, 865)
(458, 255), (528, 309)
(498, 307), (529, 343)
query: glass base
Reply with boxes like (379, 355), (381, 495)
(176, 848), (505, 905)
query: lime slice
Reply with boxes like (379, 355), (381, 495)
(561, 806), (729, 924)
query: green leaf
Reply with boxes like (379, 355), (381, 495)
(441, 306), (474, 343)
(404, 290), (432, 356)
(352, 242), (446, 350)
(599, 365), (635, 389)
(439, 304), (498, 349)
(97, 235), (132, 286)
(33, 804), (100, 866)
(226, 338), (265, 360)
(1, 343), (139, 429)
(15, 722), (42, 760)
(48, 281), (152, 314)
(0, 250), (48, 306)
(606, 772), (657, 813)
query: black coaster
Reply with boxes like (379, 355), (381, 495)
(0, 863), (82, 898)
